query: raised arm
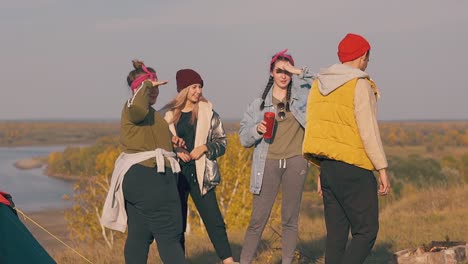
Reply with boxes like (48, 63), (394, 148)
(127, 80), (167, 123)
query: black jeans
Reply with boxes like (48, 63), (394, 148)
(320, 160), (379, 264)
(123, 164), (187, 264)
(178, 164), (233, 260)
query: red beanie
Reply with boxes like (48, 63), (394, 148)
(176, 69), (204, 92)
(337, 33), (371, 63)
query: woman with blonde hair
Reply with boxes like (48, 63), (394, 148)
(163, 69), (238, 264)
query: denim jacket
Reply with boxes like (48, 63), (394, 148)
(239, 69), (313, 194)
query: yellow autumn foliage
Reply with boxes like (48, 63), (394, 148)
(63, 133), (283, 246)
(187, 133), (282, 234)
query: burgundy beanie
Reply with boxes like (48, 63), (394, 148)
(337, 33), (371, 63)
(176, 69), (204, 92)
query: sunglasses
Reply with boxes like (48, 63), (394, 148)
(277, 102), (286, 120)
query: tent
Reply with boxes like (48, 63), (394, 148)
(0, 191), (56, 264)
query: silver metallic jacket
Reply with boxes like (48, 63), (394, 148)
(203, 111), (227, 192)
(163, 101), (226, 195)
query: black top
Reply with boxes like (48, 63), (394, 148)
(176, 111), (196, 166)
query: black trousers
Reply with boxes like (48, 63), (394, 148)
(122, 164), (187, 264)
(320, 160), (379, 264)
(178, 164), (232, 260)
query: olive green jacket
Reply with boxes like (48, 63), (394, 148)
(120, 80), (173, 168)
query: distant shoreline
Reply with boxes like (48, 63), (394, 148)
(14, 156), (80, 181)
(45, 173), (80, 181)
(14, 157), (45, 170)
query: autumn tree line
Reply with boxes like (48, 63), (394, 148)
(43, 121), (467, 247)
(380, 122), (467, 145)
(1, 120), (466, 147)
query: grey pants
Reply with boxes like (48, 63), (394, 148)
(240, 155), (308, 264)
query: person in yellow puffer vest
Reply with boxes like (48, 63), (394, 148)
(302, 33), (391, 264)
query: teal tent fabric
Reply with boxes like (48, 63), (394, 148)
(0, 203), (56, 264)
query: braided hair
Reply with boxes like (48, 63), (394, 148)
(260, 76), (274, 110)
(286, 80), (292, 111)
(259, 56), (293, 111)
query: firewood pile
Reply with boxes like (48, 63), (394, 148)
(426, 241), (466, 253)
(391, 240), (467, 264)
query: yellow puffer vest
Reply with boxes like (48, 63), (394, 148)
(303, 78), (375, 170)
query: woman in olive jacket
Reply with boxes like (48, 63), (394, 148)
(101, 60), (187, 264)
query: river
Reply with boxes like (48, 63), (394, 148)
(0, 146), (74, 212)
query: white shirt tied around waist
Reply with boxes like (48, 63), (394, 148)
(100, 148), (180, 232)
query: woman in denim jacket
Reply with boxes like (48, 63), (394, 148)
(238, 49), (313, 264)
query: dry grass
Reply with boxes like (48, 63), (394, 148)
(46, 185), (468, 263)
(385, 145), (468, 160)
(378, 185), (468, 251)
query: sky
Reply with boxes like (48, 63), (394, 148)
(1, 0), (467, 121)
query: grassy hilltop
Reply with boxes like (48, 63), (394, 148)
(8, 120), (468, 263)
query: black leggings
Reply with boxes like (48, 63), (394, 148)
(123, 164), (187, 264)
(178, 164), (233, 260)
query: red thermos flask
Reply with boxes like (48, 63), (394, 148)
(263, 112), (275, 139)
